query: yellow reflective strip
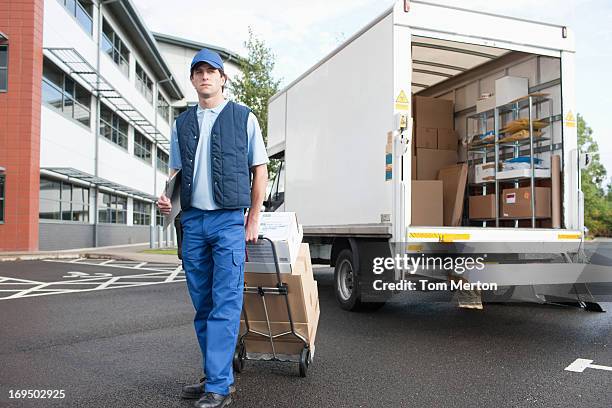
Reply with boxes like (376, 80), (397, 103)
(407, 244), (423, 251)
(558, 233), (581, 240)
(409, 232), (440, 239)
(441, 233), (471, 242)
(408, 232), (471, 242)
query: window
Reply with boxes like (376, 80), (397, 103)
(0, 45), (7, 92)
(133, 200), (151, 225)
(42, 58), (91, 126)
(157, 92), (170, 122)
(101, 19), (129, 77)
(98, 192), (127, 224)
(155, 208), (164, 226)
(134, 131), (152, 163)
(0, 173), (5, 223)
(136, 62), (153, 104)
(156, 148), (169, 174)
(39, 177), (90, 222)
(99, 103), (128, 149)
(58, 0), (93, 34)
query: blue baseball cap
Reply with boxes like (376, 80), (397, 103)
(190, 48), (224, 72)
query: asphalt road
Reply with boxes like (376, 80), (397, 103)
(0, 259), (610, 408)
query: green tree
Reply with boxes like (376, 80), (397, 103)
(578, 114), (612, 236)
(230, 28), (281, 179)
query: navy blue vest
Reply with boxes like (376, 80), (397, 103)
(175, 101), (252, 211)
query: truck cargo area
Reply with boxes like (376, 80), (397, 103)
(408, 36), (567, 233)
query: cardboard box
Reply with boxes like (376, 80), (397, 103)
(475, 163), (496, 184)
(411, 180), (443, 226)
(411, 155), (417, 180)
(469, 194), (496, 219)
(496, 168), (551, 181)
(495, 76), (529, 107)
(438, 164), (468, 227)
(415, 127), (437, 149)
(501, 187), (551, 218)
(413, 96), (454, 129)
(416, 148), (458, 180)
(243, 244), (318, 323)
(239, 299), (319, 355)
(246, 212), (303, 273)
(437, 128), (457, 150)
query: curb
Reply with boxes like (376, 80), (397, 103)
(0, 253), (128, 263)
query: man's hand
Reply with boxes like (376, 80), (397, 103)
(157, 193), (172, 215)
(245, 213), (259, 243)
(246, 164), (268, 243)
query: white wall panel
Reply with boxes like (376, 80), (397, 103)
(284, 15), (394, 226)
(40, 107), (95, 173)
(98, 139), (155, 195)
(43, 0), (97, 67)
(267, 93), (286, 151)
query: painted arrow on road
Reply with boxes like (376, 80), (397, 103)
(565, 358), (612, 373)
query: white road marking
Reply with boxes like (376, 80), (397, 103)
(96, 276), (120, 290)
(565, 358), (612, 373)
(0, 276), (44, 284)
(6, 283), (51, 299)
(0, 261), (184, 301)
(45, 259), (180, 273)
(164, 265), (183, 283)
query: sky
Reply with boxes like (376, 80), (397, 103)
(132, 0), (612, 179)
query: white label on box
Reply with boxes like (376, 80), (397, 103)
(506, 193), (516, 204)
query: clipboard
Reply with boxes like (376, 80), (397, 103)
(163, 170), (182, 229)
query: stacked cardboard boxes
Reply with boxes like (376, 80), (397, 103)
(241, 214), (319, 355)
(413, 96), (458, 180)
(242, 244), (319, 355)
(411, 96), (459, 226)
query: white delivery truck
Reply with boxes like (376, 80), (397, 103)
(265, 1), (611, 311)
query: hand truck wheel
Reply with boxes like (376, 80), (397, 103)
(298, 346), (310, 377)
(233, 342), (246, 373)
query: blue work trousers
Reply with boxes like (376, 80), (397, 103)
(181, 208), (245, 396)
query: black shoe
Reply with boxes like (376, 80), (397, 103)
(181, 377), (236, 399)
(194, 392), (232, 408)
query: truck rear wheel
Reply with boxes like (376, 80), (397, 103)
(334, 248), (387, 311)
(334, 248), (361, 310)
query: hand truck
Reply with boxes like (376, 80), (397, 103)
(233, 235), (313, 377)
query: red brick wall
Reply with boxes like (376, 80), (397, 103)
(0, 0), (44, 251)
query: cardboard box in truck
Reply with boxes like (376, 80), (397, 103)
(416, 148), (458, 180)
(415, 127), (437, 149)
(501, 187), (551, 218)
(437, 128), (458, 150)
(495, 76), (529, 107)
(411, 180), (443, 226)
(413, 96), (454, 129)
(469, 194), (497, 219)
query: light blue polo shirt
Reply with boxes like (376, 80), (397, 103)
(168, 100), (269, 210)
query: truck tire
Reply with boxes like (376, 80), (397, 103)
(334, 248), (361, 311)
(334, 248), (386, 312)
